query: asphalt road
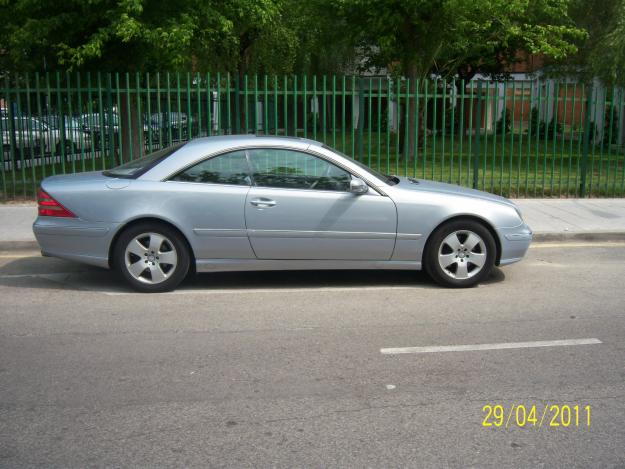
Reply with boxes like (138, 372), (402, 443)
(1, 243), (624, 468)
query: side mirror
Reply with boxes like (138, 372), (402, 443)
(350, 177), (369, 194)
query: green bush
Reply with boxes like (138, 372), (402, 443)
(443, 104), (461, 133)
(538, 118), (562, 139)
(603, 104), (620, 145)
(496, 108), (512, 134)
(306, 112), (319, 131)
(528, 107), (562, 139)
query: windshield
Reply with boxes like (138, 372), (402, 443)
(103, 143), (185, 178)
(322, 145), (399, 185)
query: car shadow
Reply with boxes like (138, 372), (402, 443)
(0, 255), (505, 293)
(189, 269), (438, 290)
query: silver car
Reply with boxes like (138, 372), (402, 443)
(33, 135), (532, 292)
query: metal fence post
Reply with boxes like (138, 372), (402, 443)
(234, 74), (240, 134)
(357, 77), (365, 161)
(106, 73), (115, 167)
(473, 81), (483, 189)
(580, 83), (594, 197)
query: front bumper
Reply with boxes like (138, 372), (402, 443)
(496, 223), (533, 266)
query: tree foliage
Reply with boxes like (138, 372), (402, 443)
(322, 0), (586, 161)
(0, 0), (299, 73)
(564, 0), (625, 85)
(0, 0), (597, 82)
(331, 0), (586, 81)
(286, 1), (360, 75)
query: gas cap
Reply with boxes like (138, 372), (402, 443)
(105, 179), (131, 190)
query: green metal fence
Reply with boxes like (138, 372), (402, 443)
(1, 72), (624, 199)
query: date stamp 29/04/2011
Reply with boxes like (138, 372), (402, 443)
(482, 404), (591, 428)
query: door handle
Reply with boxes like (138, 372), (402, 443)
(250, 198), (276, 208)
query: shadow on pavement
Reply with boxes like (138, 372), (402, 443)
(0, 255), (505, 293)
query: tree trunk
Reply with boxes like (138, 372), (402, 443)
(120, 87), (143, 163)
(237, 34), (254, 134)
(399, 61), (419, 164)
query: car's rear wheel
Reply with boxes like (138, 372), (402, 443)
(114, 223), (190, 293)
(424, 219), (496, 288)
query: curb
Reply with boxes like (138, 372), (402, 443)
(1, 232), (624, 253)
(532, 232), (625, 242)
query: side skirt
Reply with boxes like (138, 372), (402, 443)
(195, 259), (421, 273)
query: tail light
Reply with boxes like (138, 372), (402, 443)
(37, 189), (76, 218)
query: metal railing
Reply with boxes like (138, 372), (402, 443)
(1, 72), (624, 199)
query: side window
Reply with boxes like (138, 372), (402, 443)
(170, 150), (251, 186)
(248, 148), (351, 191)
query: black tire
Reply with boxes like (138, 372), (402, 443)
(113, 222), (191, 293)
(424, 219), (496, 288)
(56, 141), (76, 159)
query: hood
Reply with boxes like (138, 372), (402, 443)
(393, 177), (516, 207)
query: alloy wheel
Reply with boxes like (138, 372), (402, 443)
(437, 230), (487, 280)
(124, 232), (178, 284)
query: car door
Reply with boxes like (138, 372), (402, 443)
(245, 148), (397, 260)
(165, 149), (256, 260)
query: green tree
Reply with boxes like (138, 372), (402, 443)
(0, 0), (299, 158)
(0, 0), (298, 73)
(330, 0), (586, 160)
(285, 0), (360, 75)
(563, 0), (625, 85)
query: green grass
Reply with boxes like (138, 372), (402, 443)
(2, 131), (624, 200)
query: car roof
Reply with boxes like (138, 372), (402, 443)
(182, 134), (323, 148)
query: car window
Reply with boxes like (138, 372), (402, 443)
(170, 150), (251, 186)
(248, 148), (351, 191)
(104, 143), (185, 178)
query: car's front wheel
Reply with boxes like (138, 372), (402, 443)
(424, 219), (496, 288)
(114, 223), (190, 292)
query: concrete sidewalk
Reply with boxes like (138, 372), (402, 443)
(515, 198), (625, 241)
(1, 199), (624, 251)
(0, 204), (40, 250)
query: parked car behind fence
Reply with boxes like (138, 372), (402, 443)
(80, 112), (119, 151)
(2, 116), (44, 159)
(2, 115), (92, 163)
(41, 116), (93, 155)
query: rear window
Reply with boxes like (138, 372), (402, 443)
(103, 143), (185, 178)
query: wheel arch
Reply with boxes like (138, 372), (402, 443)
(423, 215), (502, 266)
(108, 216), (196, 270)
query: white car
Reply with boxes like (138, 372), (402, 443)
(39, 116), (93, 154)
(2, 117), (45, 158)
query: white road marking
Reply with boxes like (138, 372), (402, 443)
(2, 273), (389, 295)
(101, 286), (423, 296)
(0, 272), (83, 279)
(380, 338), (602, 355)
(0, 254), (40, 258)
